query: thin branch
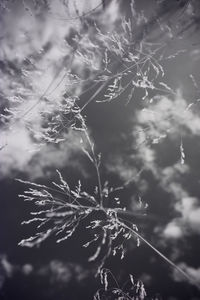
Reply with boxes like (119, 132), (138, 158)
(82, 125), (104, 206)
(117, 219), (199, 286)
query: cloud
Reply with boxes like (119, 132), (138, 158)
(159, 163), (190, 200)
(38, 260), (89, 284)
(49, 0), (102, 22)
(163, 220), (184, 239)
(162, 197), (200, 240)
(137, 93), (200, 138)
(0, 255), (89, 288)
(176, 197), (200, 234)
(24, 130), (89, 180)
(0, 126), (88, 180)
(107, 92), (200, 184)
(173, 262), (200, 289)
(0, 254), (33, 290)
(0, 0), (121, 181)
(106, 93), (200, 248)
(0, 126), (34, 178)
(21, 264), (34, 276)
(0, 255), (15, 278)
(0, 255), (94, 300)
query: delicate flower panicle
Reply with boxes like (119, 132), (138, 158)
(17, 173), (140, 270)
(94, 268), (147, 300)
(18, 171), (187, 284)
(0, 0), (177, 156)
(28, 96), (83, 144)
(17, 175), (97, 247)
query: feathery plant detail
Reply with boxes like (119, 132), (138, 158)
(3, 0), (198, 297)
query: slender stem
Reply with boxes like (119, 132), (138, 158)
(95, 159), (103, 207)
(117, 219), (199, 287)
(80, 81), (108, 112)
(82, 122), (103, 206)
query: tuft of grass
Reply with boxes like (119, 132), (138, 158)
(5, 0), (199, 297)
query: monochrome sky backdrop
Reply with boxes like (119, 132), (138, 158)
(1, 0), (200, 299)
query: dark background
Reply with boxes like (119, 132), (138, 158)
(1, 0), (200, 299)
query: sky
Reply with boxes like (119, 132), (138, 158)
(1, 0), (200, 299)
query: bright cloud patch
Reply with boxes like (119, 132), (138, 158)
(0, 127), (86, 180)
(173, 262), (200, 289)
(163, 221), (183, 239)
(0, 127), (34, 178)
(163, 197), (200, 239)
